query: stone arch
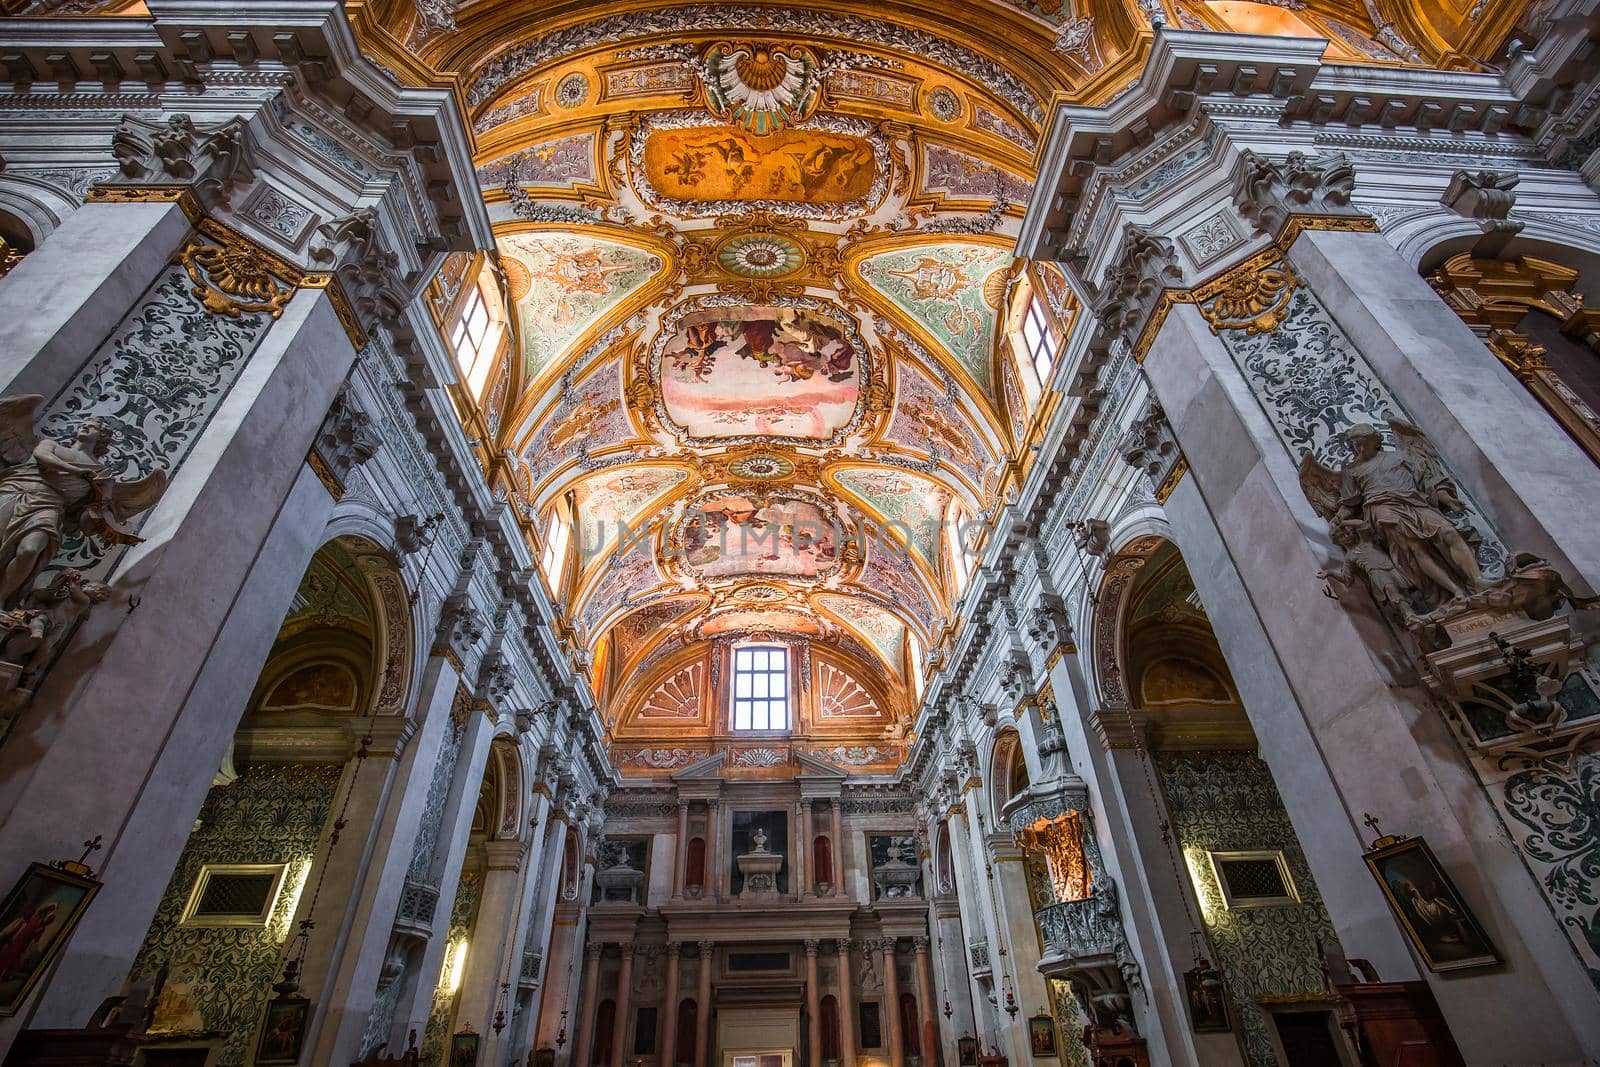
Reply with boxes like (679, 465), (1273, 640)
(988, 727), (1028, 823)
(0, 176), (76, 245)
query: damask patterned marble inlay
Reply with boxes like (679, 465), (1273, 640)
(1210, 280), (1507, 575)
(42, 261), (275, 576)
(132, 763), (341, 1067)
(1156, 752), (1337, 1067)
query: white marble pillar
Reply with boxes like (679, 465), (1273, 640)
(0, 283), (361, 1038)
(930, 903), (972, 1067)
(1042, 650), (1221, 1065)
(1146, 296), (1600, 1060)
(0, 198), (193, 398)
(387, 706), (497, 1051)
(834, 938), (856, 1067)
(660, 942), (683, 1066)
(988, 847), (1046, 1063)
(942, 813), (992, 1052)
(458, 839), (529, 1047)
(306, 654), (464, 1064)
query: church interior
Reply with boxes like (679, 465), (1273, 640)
(0, 0), (1598, 1064)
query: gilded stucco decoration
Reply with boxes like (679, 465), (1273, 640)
(390, 0), (1521, 772)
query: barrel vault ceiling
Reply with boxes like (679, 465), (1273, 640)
(357, 0), (1531, 771)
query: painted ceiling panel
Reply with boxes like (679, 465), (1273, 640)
(498, 231), (664, 380)
(571, 466), (688, 569)
(832, 467), (949, 571)
(857, 243), (1013, 395)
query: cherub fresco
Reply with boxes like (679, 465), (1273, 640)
(657, 304), (862, 441)
(525, 246), (637, 327)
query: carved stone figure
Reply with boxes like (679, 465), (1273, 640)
(1299, 420), (1483, 612)
(1319, 519), (1415, 626)
(0, 568), (113, 677)
(0, 395), (167, 608)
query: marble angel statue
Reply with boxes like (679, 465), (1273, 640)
(0, 395), (166, 608)
(1299, 419), (1483, 615)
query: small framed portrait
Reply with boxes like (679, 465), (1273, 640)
(1365, 836), (1500, 973)
(1184, 962), (1231, 1033)
(533, 1048), (556, 1067)
(958, 1035), (980, 1066)
(450, 1030), (481, 1067)
(1027, 1014), (1057, 1057)
(0, 861), (101, 1016)
(255, 994), (310, 1064)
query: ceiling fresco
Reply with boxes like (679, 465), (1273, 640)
(371, 0), (1488, 771)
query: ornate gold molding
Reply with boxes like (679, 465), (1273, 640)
(1428, 252), (1600, 467)
(1199, 263), (1299, 334)
(1153, 457), (1188, 504)
(89, 185), (368, 350)
(0, 237), (22, 279)
(307, 449), (345, 500)
(1131, 214), (1379, 364)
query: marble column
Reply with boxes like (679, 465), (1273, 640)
(834, 939), (857, 1067)
(306, 654), (464, 1064)
(829, 800), (845, 892)
(1145, 292), (1600, 1059)
(674, 802), (689, 899)
(942, 814), (991, 1052)
(804, 939), (822, 1067)
(709, 800), (725, 901)
(1043, 649), (1220, 1065)
(660, 943), (683, 1067)
(458, 839), (530, 1045)
(929, 903), (972, 1067)
(573, 941), (604, 1067)
(386, 705), (496, 1052)
(800, 800), (816, 896)
(879, 938), (903, 1067)
(0, 283), (361, 1034)
(610, 943), (635, 1067)
(989, 849), (1045, 1063)
(912, 936), (937, 1067)
(0, 197), (194, 398)
(695, 940), (714, 1067)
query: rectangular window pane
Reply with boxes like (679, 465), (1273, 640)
(732, 645), (790, 732)
(734, 705), (751, 731)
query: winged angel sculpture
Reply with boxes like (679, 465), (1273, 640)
(1300, 420), (1485, 628)
(0, 395), (166, 608)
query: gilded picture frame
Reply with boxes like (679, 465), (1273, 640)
(1364, 836), (1500, 973)
(0, 861), (101, 1016)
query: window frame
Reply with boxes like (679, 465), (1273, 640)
(1020, 295), (1059, 388)
(448, 273), (505, 400)
(730, 643), (792, 733)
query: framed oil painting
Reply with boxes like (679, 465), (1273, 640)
(255, 993), (310, 1064)
(958, 1035), (980, 1066)
(1364, 836), (1500, 972)
(450, 1030), (481, 1067)
(1027, 1014), (1057, 1057)
(0, 861), (101, 1016)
